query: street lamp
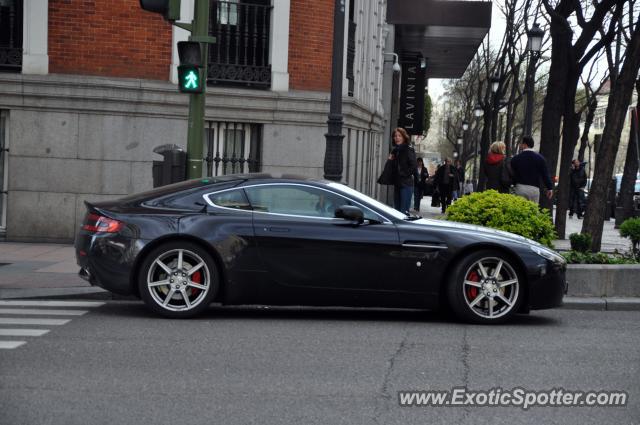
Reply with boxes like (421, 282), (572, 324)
(383, 52), (401, 73)
(472, 103), (484, 187)
(323, 0), (346, 181)
(462, 120), (469, 131)
(524, 22), (545, 136)
(473, 104), (484, 118)
(527, 23), (544, 53)
(490, 74), (501, 94)
(453, 151), (459, 159)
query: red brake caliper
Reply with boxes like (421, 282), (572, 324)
(466, 271), (479, 300)
(190, 271), (202, 296)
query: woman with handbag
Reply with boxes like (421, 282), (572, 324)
(484, 141), (511, 193)
(378, 127), (417, 213)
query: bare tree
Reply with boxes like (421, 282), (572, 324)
(539, 0), (625, 240)
(618, 79), (640, 224)
(582, 5), (640, 250)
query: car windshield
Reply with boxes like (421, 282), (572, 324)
(327, 182), (406, 220)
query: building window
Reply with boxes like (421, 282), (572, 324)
(0, 0), (22, 73)
(346, 0), (356, 97)
(204, 121), (263, 176)
(208, 0), (272, 88)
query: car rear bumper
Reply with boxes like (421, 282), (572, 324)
(75, 231), (143, 296)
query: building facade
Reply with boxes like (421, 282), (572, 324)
(0, 0), (490, 241)
(0, 0), (393, 241)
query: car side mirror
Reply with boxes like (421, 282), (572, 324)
(335, 205), (364, 224)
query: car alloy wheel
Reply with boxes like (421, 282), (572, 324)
(139, 242), (218, 318)
(462, 257), (519, 320)
(447, 250), (523, 324)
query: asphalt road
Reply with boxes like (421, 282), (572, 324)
(0, 301), (639, 425)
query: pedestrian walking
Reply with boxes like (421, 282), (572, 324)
(389, 127), (417, 213)
(569, 159), (587, 218)
(434, 158), (459, 213)
(483, 141), (511, 193)
(510, 136), (553, 204)
(413, 157), (429, 212)
(452, 159), (465, 200)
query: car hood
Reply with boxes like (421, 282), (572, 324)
(408, 218), (545, 248)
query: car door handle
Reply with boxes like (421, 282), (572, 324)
(264, 227), (290, 233)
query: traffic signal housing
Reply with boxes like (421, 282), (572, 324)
(177, 41), (204, 93)
(139, 0), (180, 21)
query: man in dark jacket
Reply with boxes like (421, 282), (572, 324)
(453, 159), (465, 200)
(413, 157), (429, 212)
(569, 159), (587, 218)
(510, 136), (554, 204)
(434, 158), (459, 213)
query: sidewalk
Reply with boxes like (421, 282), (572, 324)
(0, 243), (107, 300)
(0, 200), (636, 309)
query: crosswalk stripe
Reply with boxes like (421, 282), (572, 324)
(0, 318), (71, 326)
(0, 329), (50, 337)
(0, 341), (27, 349)
(0, 300), (105, 308)
(0, 308), (88, 316)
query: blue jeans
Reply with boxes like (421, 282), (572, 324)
(394, 185), (413, 213)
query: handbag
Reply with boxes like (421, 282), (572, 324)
(377, 158), (396, 185)
(500, 158), (514, 187)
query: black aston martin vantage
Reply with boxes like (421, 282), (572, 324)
(75, 173), (567, 323)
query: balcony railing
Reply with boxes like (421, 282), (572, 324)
(208, 0), (272, 88)
(0, 0), (22, 73)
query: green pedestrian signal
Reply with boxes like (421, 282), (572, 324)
(178, 65), (203, 93)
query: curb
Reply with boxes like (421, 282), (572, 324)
(562, 296), (640, 311)
(1, 288), (639, 312)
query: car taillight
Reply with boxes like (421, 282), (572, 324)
(82, 213), (124, 233)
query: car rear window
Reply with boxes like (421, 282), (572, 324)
(144, 181), (244, 210)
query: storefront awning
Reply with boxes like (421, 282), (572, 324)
(387, 0), (492, 78)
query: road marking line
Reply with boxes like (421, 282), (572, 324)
(0, 318), (71, 326)
(0, 300), (105, 308)
(0, 308), (88, 316)
(0, 341), (27, 349)
(0, 329), (50, 337)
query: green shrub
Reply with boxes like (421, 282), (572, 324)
(561, 250), (640, 264)
(619, 217), (640, 258)
(445, 190), (557, 248)
(569, 232), (591, 253)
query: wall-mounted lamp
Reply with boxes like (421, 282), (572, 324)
(383, 52), (401, 72)
(420, 57), (427, 69)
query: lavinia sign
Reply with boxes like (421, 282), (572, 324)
(398, 56), (426, 135)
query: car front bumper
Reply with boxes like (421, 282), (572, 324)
(527, 261), (567, 310)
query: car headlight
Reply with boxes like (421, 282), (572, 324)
(530, 245), (565, 264)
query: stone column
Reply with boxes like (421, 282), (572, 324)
(22, 0), (49, 75)
(269, 0), (290, 91)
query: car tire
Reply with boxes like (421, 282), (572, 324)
(138, 241), (219, 318)
(446, 249), (524, 324)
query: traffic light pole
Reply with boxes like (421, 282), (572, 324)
(186, 0), (210, 179)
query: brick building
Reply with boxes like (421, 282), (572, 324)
(0, 0), (490, 241)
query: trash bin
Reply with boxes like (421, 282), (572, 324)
(152, 144), (187, 188)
